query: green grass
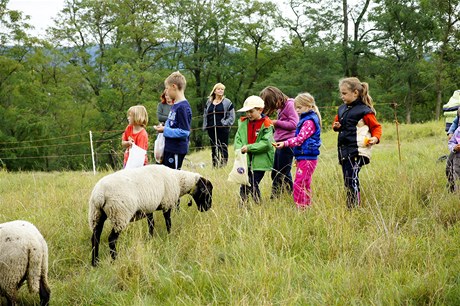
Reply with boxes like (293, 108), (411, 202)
(1, 121), (460, 305)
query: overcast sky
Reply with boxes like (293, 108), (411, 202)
(7, 0), (65, 37)
(6, 0), (294, 38)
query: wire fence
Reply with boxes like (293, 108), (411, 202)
(0, 102), (400, 171)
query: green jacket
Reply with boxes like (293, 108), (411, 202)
(234, 116), (275, 171)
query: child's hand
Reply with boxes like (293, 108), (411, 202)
(368, 136), (378, 145)
(332, 121), (341, 130)
(274, 142), (284, 149)
(241, 145), (248, 153)
(455, 144), (460, 152)
(154, 124), (164, 133)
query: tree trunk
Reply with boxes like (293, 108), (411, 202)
(342, 0), (349, 76)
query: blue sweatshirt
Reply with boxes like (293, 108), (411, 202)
(164, 100), (192, 154)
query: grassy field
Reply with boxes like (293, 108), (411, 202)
(1, 121), (459, 305)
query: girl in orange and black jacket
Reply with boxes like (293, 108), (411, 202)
(333, 77), (382, 208)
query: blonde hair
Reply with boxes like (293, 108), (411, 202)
(339, 77), (375, 112)
(127, 105), (148, 128)
(294, 92), (322, 127)
(208, 83), (226, 101)
(259, 86), (289, 117)
(165, 71), (186, 91)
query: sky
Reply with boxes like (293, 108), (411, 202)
(7, 0), (65, 37)
(7, 0), (293, 38)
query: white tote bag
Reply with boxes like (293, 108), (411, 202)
(125, 143), (147, 169)
(228, 149), (251, 186)
(154, 133), (165, 163)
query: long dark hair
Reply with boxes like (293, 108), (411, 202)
(259, 86), (289, 116)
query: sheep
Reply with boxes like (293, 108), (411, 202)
(88, 164), (213, 266)
(0, 220), (50, 306)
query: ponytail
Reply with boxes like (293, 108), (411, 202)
(361, 82), (375, 113)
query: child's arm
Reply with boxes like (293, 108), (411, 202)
(277, 120), (315, 149)
(164, 105), (191, 139)
(121, 127), (133, 148)
(274, 107), (298, 131)
(363, 113), (382, 144)
(332, 115), (341, 131)
(234, 120), (244, 150)
(448, 131), (460, 152)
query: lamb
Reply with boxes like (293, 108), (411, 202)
(0, 220), (50, 306)
(88, 164), (213, 266)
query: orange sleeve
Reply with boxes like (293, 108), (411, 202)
(332, 115), (340, 131)
(363, 113), (382, 141)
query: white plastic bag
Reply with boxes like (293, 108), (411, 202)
(228, 149), (251, 186)
(154, 133), (165, 163)
(125, 143), (147, 169)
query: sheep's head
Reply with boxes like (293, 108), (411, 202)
(191, 177), (213, 212)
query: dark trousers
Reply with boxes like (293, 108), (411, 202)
(446, 151), (455, 192)
(207, 127), (230, 168)
(341, 156), (367, 208)
(162, 151), (186, 170)
(271, 146), (294, 198)
(240, 170), (265, 204)
(447, 152), (460, 192)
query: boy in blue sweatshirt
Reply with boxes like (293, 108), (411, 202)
(154, 71), (192, 170)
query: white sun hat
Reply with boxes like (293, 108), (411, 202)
(237, 95), (265, 112)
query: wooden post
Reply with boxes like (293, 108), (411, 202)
(89, 131), (96, 175)
(391, 103), (402, 163)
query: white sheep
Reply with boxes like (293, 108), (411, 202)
(88, 164), (213, 266)
(0, 220), (50, 306)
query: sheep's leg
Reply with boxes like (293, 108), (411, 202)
(163, 209), (172, 233)
(39, 276), (51, 306)
(91, 210), (107, 267)
(146, 213), (155, 236)
(5, 294), (16, 306)
(108, 229), (120, 261)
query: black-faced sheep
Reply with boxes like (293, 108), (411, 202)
(0, 220), (50, 306)
(88, 164), (213, 266)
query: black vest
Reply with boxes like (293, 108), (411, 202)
(337, 99), (373, 162)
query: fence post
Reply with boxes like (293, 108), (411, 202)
(391, 103), (402, 163)
(89, 131), (96, 175)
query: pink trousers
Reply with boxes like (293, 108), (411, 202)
(293, 159), (318, 208)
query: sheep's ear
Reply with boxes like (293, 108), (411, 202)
(199, 177), (213, 193)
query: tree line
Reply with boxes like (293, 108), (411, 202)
(0, 0), (459, 171)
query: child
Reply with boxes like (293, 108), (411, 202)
(260, 86), (299, 199)
(447, 125), (460, 191)
(234, 95), (275, 204)
(157, 89), (174, 124)
(274, 93), (321, 209)
(154, 71), (192, 170)
(446, 108), (460, 192)
(332, 77), (382, 208)
(122, 105), (149, 167)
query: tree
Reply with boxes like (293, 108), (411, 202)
(371, 0), (435, 123)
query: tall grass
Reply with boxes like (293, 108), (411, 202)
(1, 121), (459, 305)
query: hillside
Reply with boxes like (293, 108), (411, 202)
(1, 121), (459, 305)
